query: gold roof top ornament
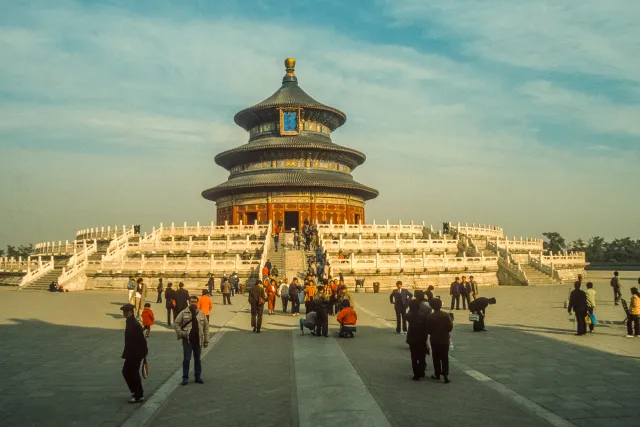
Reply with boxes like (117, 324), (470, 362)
(284, 58), (296, 76)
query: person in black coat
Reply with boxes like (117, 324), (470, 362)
(174, 282), (190, 313)
(449, 277), (461, 310)
(568, 281), (588, 335)
(120, 303), (148, 403)
(289, 277), (300, 315)
(165, 283), (175, 325)
(427, 298), (453, 383)
(425, 285), (435, 306)
(390, 281), (413, 334)
(468, 297), (496, 332)
(406, 299), (429, 381)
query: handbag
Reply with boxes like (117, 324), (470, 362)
(588, 313), (597, 325)
(469, 314), (480, 322)
(141, 358), (149, 379)
(585, 315), (592, 325)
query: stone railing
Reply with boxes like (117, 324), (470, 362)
(126, 236), (265, 254)
(0, 257), (39, 272)
(102, 226), (136, 262)
(57, 240), (98, 286)
(34, 241), (77, 255)
(498, 255), (529, 285)
(317, 221), (426, 236)
(449, 222), (504, 238)
(258, 221), (272, 281)
(486, 237), (544, 254)
(76, 225), (134, 240)
(329, 253), (498, 273)
(160, 221), (269, 238)
(96, 254), (261, 275)
(19, 256), (54, 287)
(528, 252), (586, 281)
(321, 235), (458, 253)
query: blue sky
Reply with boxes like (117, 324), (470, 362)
(1, 0), (639, 246)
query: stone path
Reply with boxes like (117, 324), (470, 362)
(0, 271), (638, 427)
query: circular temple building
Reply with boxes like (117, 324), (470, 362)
(202, 58), (378, 231)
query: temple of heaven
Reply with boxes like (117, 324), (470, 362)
(202, 58), (378, 231)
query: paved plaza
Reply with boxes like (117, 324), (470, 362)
(0, 270), (639, 427)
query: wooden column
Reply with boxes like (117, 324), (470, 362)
(267, 194), (273, 224)
(310, 194), (316, 224)
(231, 205), (238, 225)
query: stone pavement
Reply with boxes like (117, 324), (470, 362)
(0, 270), (638, 427)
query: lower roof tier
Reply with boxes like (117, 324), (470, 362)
(202, 169), (379, 201)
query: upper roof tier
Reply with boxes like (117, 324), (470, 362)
(233, 58), (347, 132)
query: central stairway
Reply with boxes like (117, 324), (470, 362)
(520, 264), (554, 285)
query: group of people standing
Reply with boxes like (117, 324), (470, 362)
(448, 275), (479, 310)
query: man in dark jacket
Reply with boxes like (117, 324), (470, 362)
(156, 278), (164, 303)
(611, 271), (621, 305)
(312, 286), (330, 337)
(460, 275), (470, 309)
(468, 297), (497, 332)
(120, 303), (148, 403)
(568, 281), (588, 335)
(165, 283), (175, 324)
(427, 298), (453, 383)
(249, 280), (267, 333)
(207, 274), (215, 297)
(175, 282), (190, 313)
(450, 277), (461, 310)
(406, 299), (429, 381)
(390, 281), (413, 334)
(289, 278), (300, 316)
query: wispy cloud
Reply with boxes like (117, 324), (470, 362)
(0, 0), (639, 246)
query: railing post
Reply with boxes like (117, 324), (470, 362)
(350, 252), (355, 270)
(141, 254), (145, 272)
(196, 221), (200, 236)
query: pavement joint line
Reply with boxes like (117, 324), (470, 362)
(121, 303), (249, 427)
(358, 302), (577, 427)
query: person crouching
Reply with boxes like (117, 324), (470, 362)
(337, 300), (357, 338)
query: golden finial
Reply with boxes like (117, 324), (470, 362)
(284, 58), (296, 76)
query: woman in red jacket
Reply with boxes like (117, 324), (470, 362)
(266, 279), (278, 315)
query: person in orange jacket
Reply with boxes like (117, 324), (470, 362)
(337, 300), (357, 338)
(198, 289), (213, 322)
(141, 303), (155, 338)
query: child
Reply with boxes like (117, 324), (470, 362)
(141, 303), (154, 337)
(336, 300), (357, 338)
(198, 289), (213, 322)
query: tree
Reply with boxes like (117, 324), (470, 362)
(569, 238), (587, 252)
(6, 245), (18, 258)
(5, 244), (33, 259)
(585, 236), (605, 262)
(542, 232), (566, 253)
(0, 248), (4, 258)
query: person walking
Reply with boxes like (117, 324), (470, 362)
(249, 280), (267, 333)
(156, 278), (164, 304)
(273, 228), (280, 252)
(460, 275), (470, 310)
(265, 259), (272, 276)
(289, 278), (300, 316)
(127, 276), (136, 303)
(626, 286), (640, 337)
(406, 299), (429, 381)
(120, 303), (148, 403)
(174, 296), (209, 385)
(390, 281), (413, 335)
(141, 303), (155, 337)
(468, 297), (497, 332)
(175, 282), (190, 313)
(611, 271), (622, 305)
(297, 278), (305, 313)
(427, 298), (453, 383)
(207, 274), (215, 297)
(278, 278), (290, 314)
(312, 286), (330, 337)
(568, 281), (588, 336)
(134, 278), (145, 318)
(450, 277), (461, 310)
(222, 279), (232, 305)
(266, 279), (278, 314)
(198, 289), (213, 322)
(271, 265), (279, 279)
(165, 283), (176, 325)
(585, 282), (596, 333)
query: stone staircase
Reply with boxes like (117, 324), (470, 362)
(22, 257), (70, 291)
(265, 238), (285, 279)
(520, 264), (554, 285)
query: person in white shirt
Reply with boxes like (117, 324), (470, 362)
(278, 278), (290, 314)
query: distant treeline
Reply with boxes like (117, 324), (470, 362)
(542, 232), (640, 263)
(0, 244), (34, 259)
